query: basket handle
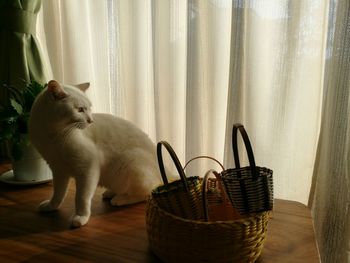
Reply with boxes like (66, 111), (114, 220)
(157, 141), (189, 192)
(232, 123), (258, 180)
(183, 156), (225, 171)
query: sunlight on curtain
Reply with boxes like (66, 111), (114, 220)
(37, 0), (327, 205)
(225, 0), (327, 203)
(109, 0), (232, 175)
(39, 0), (111, 113)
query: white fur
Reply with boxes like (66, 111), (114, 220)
(29, 80), (162, 227)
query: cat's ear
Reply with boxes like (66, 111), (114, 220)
(75, 82), (90, 93)
(47, 80), (68, 100)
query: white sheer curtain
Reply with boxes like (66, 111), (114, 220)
(224, 1), (327, 204)
(36, 2), (350, 261)
(37, 1), (111, 112)
(37, 0), (326, 205)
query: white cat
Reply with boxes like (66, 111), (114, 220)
(29, 80), (163, 227)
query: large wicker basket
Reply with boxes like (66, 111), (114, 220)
(146, 169), (270, 263)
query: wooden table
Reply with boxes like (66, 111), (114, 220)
(0, 164), (319, 262)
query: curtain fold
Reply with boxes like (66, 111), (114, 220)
(152, 0), (188, 160)
(0, 0), (51, 93)
(185, 0), (232, 174)
(309, 1), (350, 262)
(113, 0), (156, 138)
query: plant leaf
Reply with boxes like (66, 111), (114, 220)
(7, 86), (24, 106)
(24, 81), (45, 111)
(10, 99), (23, 115)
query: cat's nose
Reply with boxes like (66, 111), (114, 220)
(87, 117), (94, 124)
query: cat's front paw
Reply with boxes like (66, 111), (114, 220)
(38, 200), (58, 212)
(71, 214), (90, 228)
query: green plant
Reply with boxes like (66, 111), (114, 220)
(0, 81), (46, 160)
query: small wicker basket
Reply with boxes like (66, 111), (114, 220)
(221, 124), (273, 214)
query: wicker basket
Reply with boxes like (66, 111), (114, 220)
(221, 124), (273, 214)
(151, 141), (203, 220)
(146, 170), (270, 263)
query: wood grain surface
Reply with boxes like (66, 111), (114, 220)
(0, 164), (319, 262)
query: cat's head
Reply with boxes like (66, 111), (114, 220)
(32, 80), (94, 130)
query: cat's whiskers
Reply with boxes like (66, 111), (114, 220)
(58, 123), (78, 145)
(74, 121), (87, 129)
(57, 122), (87, 143)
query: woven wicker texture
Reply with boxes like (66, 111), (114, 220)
(152, 141), (204, 220)
(152, 176), (203, 219)
(222, 167), (273, 214)
(146, 198), (269, 263)
(221, 124), (273, 214)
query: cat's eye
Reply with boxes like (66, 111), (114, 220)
(78, 107), (85, 112)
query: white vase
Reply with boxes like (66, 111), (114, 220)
(12, 138), (52, 183)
